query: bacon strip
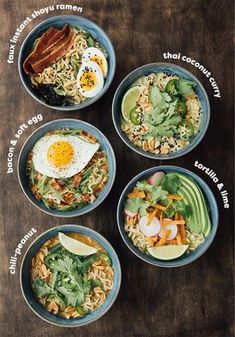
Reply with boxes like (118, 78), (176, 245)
(23, 24), (74, 75)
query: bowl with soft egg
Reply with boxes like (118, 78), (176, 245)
(17, 119), (116, 217)
(18, 15), (116, 110)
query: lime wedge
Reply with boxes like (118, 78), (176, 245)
(147, 245), (189, 260)
(121, 85), (144, 122)
(58, 232), (97, 256)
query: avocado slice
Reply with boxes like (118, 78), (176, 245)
(166, 173), (211, 236)
(177, 174), (211, 236)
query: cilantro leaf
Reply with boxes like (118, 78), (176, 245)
(33, 278), (54, 297)
(175, 203), (192, 218)
(150, 186), (168, 205)
(136, 180), (154, 192)
(146, 106), (165, 126)
(124, 198), (147, 213)
(161, 174), (180, 194)
(57, 287), (85, 306)
(149, 85), (171, 108)
(139, 202), (151, 216)
(49, 255), (75, 273)
(164, 203), (175, 218)
(178, 78), (197, 96)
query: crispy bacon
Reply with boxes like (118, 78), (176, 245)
(23, 24), (74, 75)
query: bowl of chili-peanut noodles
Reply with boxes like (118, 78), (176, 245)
(20, 224), (121, 326)
(117, 166), (218, 267)
(18, 15), (116, 110)
(17, 119), (116, 217)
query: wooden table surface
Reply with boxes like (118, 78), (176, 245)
(0, 1), (234, 336)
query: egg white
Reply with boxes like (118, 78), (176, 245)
(77, 61), (104, 98)
(82, 47), (108, 78)
(32, 134), (100, 178)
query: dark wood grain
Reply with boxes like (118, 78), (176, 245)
(0, 1), (234, 336)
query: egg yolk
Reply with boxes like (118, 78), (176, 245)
(79, 69), (97, 91)
(47, 141), (74, 168)
(90, 56), (105, 76)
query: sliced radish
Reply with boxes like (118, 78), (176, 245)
(139, 216), (160, 236)
(158, 224), (178, 240)
(124, 209), (137, 217)
(148, 172), (165, 186)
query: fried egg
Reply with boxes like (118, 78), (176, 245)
(82, 47), (108, 78)
(32, 134), (100, 178)
(77, 61), (104, 98)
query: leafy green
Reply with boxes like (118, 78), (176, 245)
(178, 78), (196, 96)
(49, 255), (75, 273)
(71, 55), (80, 73)
(139, 202), (151, 216)
(161, 174), (180, 194)
(34, 245), (109, 310)
(87, 36), (95, 47)
(37, 176), (49, 195)
(29, 162), (35, 185)
(175, 203), (192, 218)
(33, 278), (54, 297)
(136, 180), (154, 192)
(150, 186), (168, 205)
(163, 200), (193, 219)
(89, 279), (103, 290)
(124, 197), (147, 213)
(80, 255), (99, 273)
(125, 180), (168, 214)
(148, 114), (182, 137)
(57, 286), (85, 306)
(164, 203), (175, 218)
(149, 85), (171, 108)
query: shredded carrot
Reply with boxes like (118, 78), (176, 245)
(155, 204), (167, 211)
(156, 230), (171, 246)
(147, 208), (159, 225)
(178, 224), (186, 243)
(175, 212), (180, 220)
(166, 239), (178, 244)
(127, 190), (145, 199)
(162, 219), (185, 226)
(176, 234), (182, 245)
(167, 194), (183, 200)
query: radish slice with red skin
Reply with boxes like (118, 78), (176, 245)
(158, 224), (178, 240)
(139, 216), (160, 236)
(124, 209), (137, 217)
(148, 172), (165, 186)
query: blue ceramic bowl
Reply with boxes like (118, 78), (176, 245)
(20, 224), (121, 327)
(18, 15), (116, 111)
(117, 166), (218, 267)
(112, 63), (210, 160)
(17, 119), (116, 217)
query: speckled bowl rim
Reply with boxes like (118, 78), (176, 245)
(17, 118), (116, 217)
(20, 224), (122, 327)
(117, 165), (219, 267)
(112, 62), (210, 160)
(18, 15), (116, 111)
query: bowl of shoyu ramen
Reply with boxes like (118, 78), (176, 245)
(117, 166), (218, 267)
(18, 15), (116, 110)
(20, 224), (121, 327)
(18, 119), (116, 217)
(112, 63), (210, 159)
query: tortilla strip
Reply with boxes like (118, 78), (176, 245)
(23, 24), (74, 75)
